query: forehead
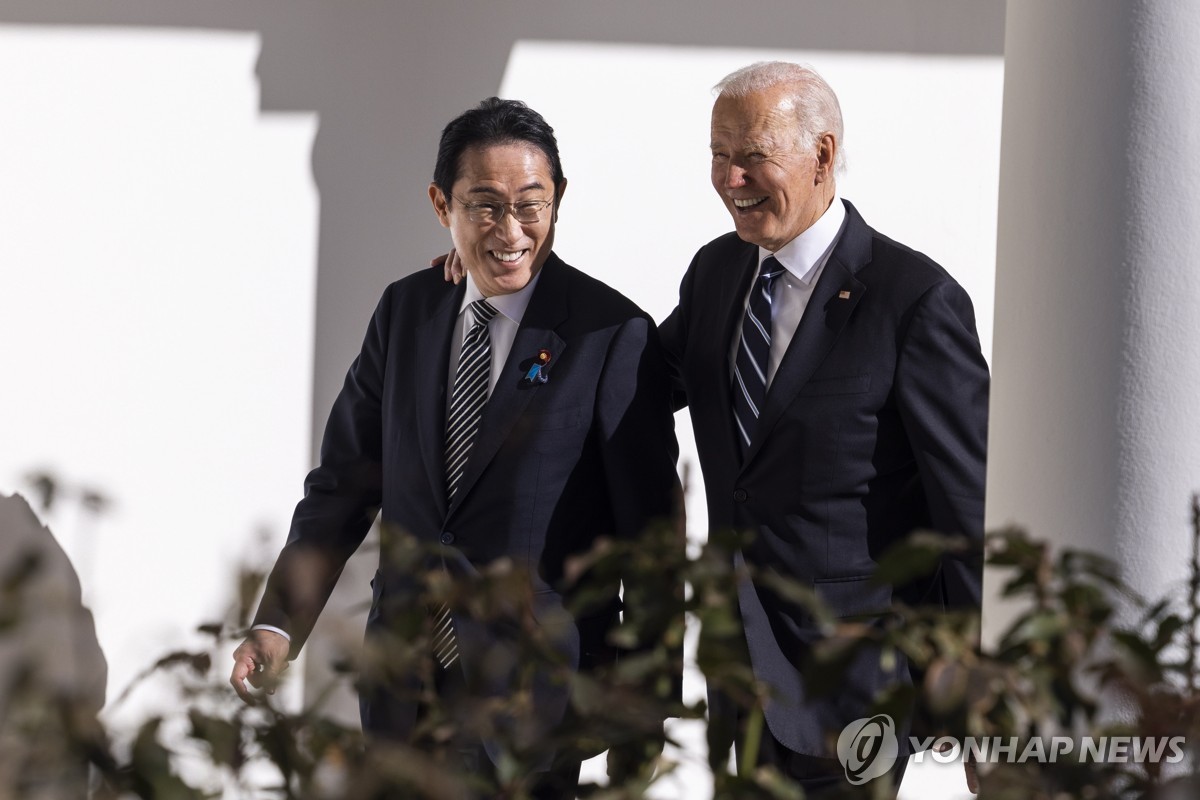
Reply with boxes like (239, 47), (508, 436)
(711, 87), (799, 145)
(454, 142), (554, 192)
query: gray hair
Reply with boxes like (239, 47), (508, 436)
(714, 61), (846, 171)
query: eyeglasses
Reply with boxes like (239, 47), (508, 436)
(449, 195), (555, 225)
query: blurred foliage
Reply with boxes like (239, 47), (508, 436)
(22, 469), (112, 518)
(3, 486), (1200, 799)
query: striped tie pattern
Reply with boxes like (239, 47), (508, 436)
(732, 256), (784, 454)
(445, 298), (499, 499)
(433, 297), (498, 668)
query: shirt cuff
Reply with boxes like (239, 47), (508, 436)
(250, 624), (291, 642)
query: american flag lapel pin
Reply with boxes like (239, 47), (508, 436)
(838, 290), (852, 300)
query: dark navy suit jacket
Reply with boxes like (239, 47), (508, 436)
(253, 253), (680, 761)
(660, 200), (988, 757)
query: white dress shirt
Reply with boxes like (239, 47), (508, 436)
(729, 197), (847, 387)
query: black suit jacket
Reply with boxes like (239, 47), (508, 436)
(254, 253), (680, 761)
(660, 200), (988, 756)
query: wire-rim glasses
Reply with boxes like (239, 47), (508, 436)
(449, 194), (555, 225)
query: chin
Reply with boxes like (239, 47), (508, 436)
(496, 272), (529, 289)
(733, 222), (764, 244)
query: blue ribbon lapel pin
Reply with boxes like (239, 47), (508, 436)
(522, 348), (553, 385)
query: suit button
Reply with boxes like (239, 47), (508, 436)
(440, 532), (455, 545)
(733, 488), (748, 502)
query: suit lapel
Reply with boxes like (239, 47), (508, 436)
(742, 202), (871, 466)
(414, 280), (465, 518)
(446, 254), (569, 516)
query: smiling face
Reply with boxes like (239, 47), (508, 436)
(710, 83), (836, 252)
(430, 142), (564, 297)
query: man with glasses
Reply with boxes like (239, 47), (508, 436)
(230, 97), (680, 799)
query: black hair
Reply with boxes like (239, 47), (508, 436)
(432, 97), (565, 199)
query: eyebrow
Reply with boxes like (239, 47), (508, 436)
(710, 137), (778, 153)
(465, 181), (547, 196)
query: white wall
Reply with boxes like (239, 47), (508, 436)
(0, 24), (317, 728)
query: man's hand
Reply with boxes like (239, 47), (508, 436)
(431, 248), (465, 285)
(230, 629), (290, 705)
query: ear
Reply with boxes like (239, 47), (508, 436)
(552, 179), (568, 223)
(429, 183), (451, 228)
(815, 133), (837, 183)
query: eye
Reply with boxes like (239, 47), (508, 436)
(511, 201), (549, 223)
(471, 202), (502, 221)
(711, 151), (729, 162)
(747, 151), (766, 163)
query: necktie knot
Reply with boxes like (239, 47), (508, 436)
(759, 256), (785, 289)
(470, 298), (499, 327)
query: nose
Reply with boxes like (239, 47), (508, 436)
(717, 162), (747, 190)
(493, 208), (523, 243)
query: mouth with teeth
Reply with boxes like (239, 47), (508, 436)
(732, 196), (767, 210)
(490, 249), (528, 263)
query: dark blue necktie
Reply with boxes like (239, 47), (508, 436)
(732, 256), (784, 454)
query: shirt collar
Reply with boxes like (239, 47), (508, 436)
(759, 195), (846, 285)
(459, 267), (542, 325)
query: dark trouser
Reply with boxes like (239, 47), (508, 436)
(449, 738), (581, 800)
(741, 717), (910, 798)
(712, 692), (910, 799)
(429, 663), (582, 800)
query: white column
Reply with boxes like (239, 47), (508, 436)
(988, 0), (1200, 619)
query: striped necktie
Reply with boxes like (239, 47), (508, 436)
(732, 256), (784, 455)
(434, 297), (498, 668)
(445, 298), (499, 499)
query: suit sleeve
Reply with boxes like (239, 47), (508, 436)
(595, 315), (680, 539)
(594, 314), (684, 681)
(658, 249), (704, 412)
(893, 279), (990, 611)
(252, 291), (390, 657)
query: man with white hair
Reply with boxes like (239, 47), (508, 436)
(659, 61), (988, 793)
